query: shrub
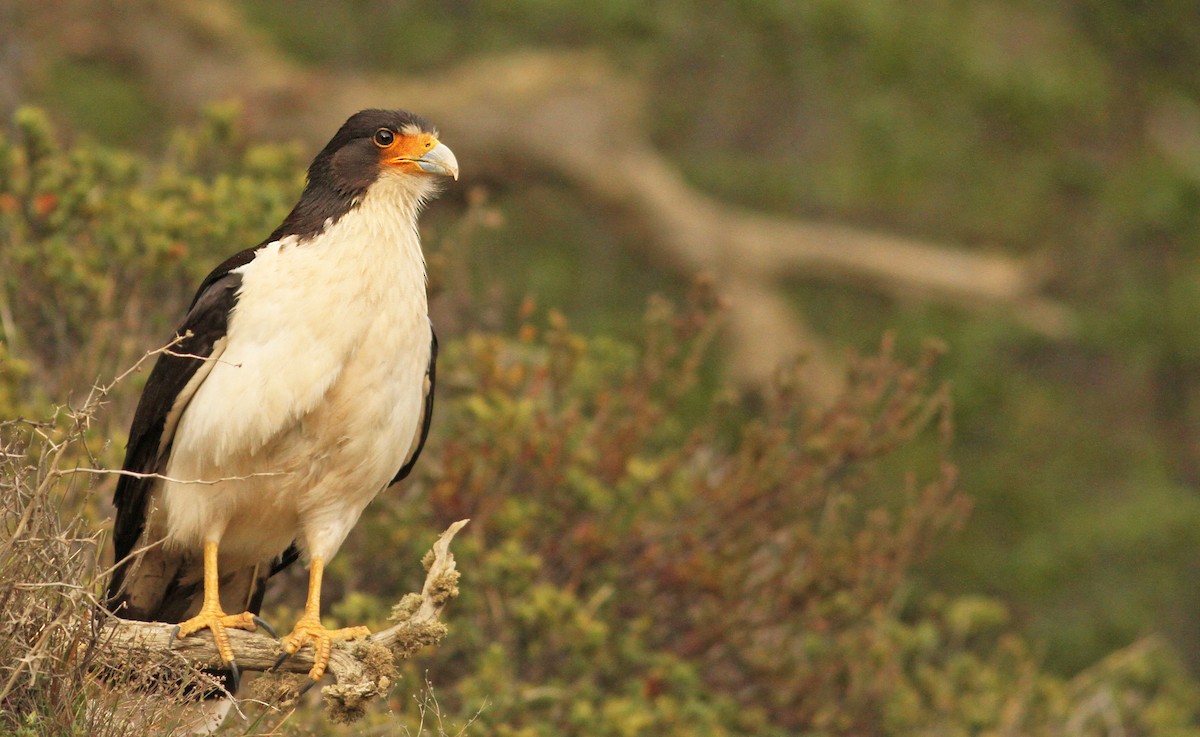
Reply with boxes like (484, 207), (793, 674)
(2, 109), (1199, 736)
(0, 392), (222, 737)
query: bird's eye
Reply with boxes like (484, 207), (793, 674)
(373, 129), (395, 147)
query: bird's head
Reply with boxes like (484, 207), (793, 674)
(309, 109), (459, 200)
(266, 109), (458, 244)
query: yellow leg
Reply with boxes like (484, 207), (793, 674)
(175, 540), (258, 663)
(278, 556), (370, 680)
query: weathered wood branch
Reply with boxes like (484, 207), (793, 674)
(96, 520), (467, 717)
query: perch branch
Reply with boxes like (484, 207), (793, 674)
(96, 520), (467, 715)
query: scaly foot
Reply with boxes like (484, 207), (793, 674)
(175, 603), (259, 665)
(278, 614), (370, 680)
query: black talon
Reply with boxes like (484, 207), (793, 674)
(226, 659), (241, 693)
(272, 650), (292, 672)
(252, 615), (278, 639)
(296, 678), (319, 698)
(168, 624), (181, 644)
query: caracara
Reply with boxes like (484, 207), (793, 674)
(106, 109), (457, 708)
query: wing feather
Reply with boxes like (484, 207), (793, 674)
(106, 266), (245, 607)
(391, 327), (437, 485)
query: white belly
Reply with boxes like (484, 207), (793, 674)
(154, 192), (430, 569)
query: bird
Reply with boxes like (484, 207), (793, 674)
(105, 109), (457, 695)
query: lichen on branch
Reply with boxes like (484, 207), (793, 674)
(96, 520), (467, 721)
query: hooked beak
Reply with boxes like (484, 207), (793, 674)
(414, 142), (459, 180)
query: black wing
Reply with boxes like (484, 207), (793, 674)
(390, 327), (437, 485)
(106, 255), (250, 606)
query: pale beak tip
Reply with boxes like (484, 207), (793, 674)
(418, 141), (460, 181)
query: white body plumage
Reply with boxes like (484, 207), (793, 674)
(154, 172), (435, 573)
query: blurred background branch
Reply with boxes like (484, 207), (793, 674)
(6, 0), (1071, 396)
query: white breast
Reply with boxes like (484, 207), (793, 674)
(158, 178), (432, 568)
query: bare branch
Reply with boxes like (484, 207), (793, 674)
(99, 333), (190, 394)
(94, 520), (468, 719)
(59, 467), (290, 486)
(161, 348), (242, 368)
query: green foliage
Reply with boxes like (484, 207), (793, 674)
(0, 104), (303, 407)
(212, 3), (1200, 677)
(346, 288), (1194, 734)
(4, 111), (1200, 735)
